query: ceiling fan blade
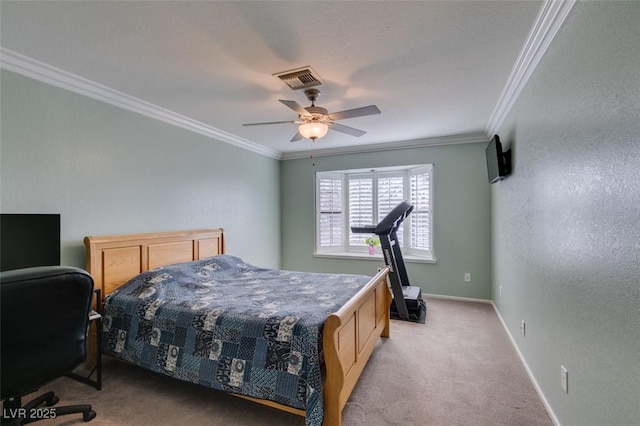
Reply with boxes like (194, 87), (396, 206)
(327, 122), (367, 137)
(280, 100), (310, 117)
(290, 132), (304, 142)
(328, 105), (381, 121)
(243, 120), (297, 126)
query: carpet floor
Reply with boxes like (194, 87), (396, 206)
(10, 298), (553, 425)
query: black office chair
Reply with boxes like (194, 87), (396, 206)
(1, 266), (97, 424)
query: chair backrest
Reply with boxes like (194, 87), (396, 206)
(1, 266), (94, 399)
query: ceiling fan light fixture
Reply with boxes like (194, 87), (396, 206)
(298, 122), (329, 141)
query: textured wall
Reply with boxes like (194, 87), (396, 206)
(1, 70), (281, 269)
(280, 142), (493, 300)
(492, 2), (640, 425)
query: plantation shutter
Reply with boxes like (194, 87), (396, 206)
(348, 175), (374, 246)
(316, 165), (433, 260)
(377, 173), (405, 245)
(317, 175), (343, 248)
(409, 165), (432, 253)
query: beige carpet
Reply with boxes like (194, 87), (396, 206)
(14, 298), (552, 425)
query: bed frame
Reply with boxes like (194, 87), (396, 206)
(84, 228), (391, 426)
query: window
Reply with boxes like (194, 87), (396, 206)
(316, 164), (434, 260)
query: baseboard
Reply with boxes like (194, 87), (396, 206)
(424, 293), (492, 304)
(490, 302), (561, 426)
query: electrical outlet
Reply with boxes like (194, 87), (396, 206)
(520, 320), (526, 337)
(561, 365), (568, 393)
(464, 273), (471, 282)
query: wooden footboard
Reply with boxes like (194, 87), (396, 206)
(323, 267), (391, 426)
(230, 267), (390, 426)
(84, 228), (390, 426)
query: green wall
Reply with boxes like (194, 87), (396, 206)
(280, 142), (493, 300)
(492, 2), (640, 425)
(0, 70), (281, 269)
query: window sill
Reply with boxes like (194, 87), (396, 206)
(313, 252), (436, 264)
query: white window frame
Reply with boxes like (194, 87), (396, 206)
(408, 164), (433, 257)
(315, 172), (344, 254)
(315, 164), (435, 262)
(346, 172), (375, 252)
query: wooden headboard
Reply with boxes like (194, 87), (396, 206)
(84, 228), (224, 306)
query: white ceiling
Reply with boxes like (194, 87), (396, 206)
(0, 1), (544, 158)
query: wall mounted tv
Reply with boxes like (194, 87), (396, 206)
(0, 213), (61, 272)
(485, 135), (511, 184)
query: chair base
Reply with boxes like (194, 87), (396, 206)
(2, 391), (96, 425)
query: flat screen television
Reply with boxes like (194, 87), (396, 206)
(0, 213), (61, 272)
(485, 135), (511, 184)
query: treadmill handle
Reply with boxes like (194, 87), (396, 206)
(350, 225), (377, 234)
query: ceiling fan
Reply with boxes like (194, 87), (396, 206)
(243, 88), (381, 142)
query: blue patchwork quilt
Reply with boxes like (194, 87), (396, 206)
(101, 255), (372, 425)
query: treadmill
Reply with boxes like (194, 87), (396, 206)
(351, 201), (426, 323)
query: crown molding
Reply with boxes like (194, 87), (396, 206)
(485, 0), (576, 136)
(0, 48), (282, 160)
(1, 48), (482, 162)
(280, 132), (489, 161)
(2, 0), (574, 162)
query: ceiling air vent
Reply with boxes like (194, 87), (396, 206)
(274, 66), (323, 91)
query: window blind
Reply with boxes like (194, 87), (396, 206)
(316, 164), (433, 259)
(410, 166), (432, 252)
(318, 177), (343, 247)
(348, 177), (373, 246)
(377, 174), (405, 245)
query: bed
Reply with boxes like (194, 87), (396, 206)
(84, 228), (391, 426)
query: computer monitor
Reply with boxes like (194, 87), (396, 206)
(0, 213), (61, 272)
